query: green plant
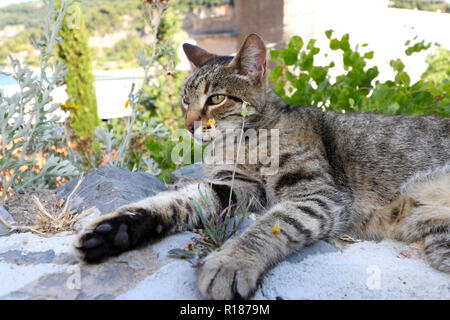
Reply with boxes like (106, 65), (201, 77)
(56, 1), (100, 138)
(269, 31), (449, 117)
(0, 0), (79, 202)
(168, 185), (252, 266)
(389, 0), (450, 13)
(139, 3), (187, 130)
(66, 0), (178, 178)
(421, 47), (450, 84)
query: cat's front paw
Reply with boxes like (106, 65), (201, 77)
(74, 206), (163, 263)
(197, 251), (260, 300)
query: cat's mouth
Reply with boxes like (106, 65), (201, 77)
(192, 129), (214, 146)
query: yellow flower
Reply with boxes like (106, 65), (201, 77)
(208, 118), (216, 128)
(272, 221), (280, 234)
(125, 100), (130, 108)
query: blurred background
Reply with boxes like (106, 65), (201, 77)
(1, 0), (449, 120)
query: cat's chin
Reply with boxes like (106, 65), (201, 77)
(193, 134), (213, 146)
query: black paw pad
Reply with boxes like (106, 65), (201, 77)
(95, 223), (112, 233)
(84, 237), (103, 249)
(114, 224), (130, 249)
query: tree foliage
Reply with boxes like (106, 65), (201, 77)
(421, 47), (450, 84)
(56, 1), (100, 138)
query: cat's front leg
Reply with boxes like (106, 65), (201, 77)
(198, 197), (346, 299)
(74, 183), (218, 263)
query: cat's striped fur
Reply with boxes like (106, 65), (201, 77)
(75, 34), (450, 299)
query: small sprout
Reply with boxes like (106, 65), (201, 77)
(272, 221), (280, 234)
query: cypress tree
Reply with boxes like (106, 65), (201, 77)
(57, 1), (100, 138)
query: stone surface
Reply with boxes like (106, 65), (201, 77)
(56, 164), (167, 215)
(0, 205), (14, 235)
(0, 227), (449, 300)
(0, 231), (197, 299)
(118, 238), (450, 300)
(170, 163), (205, 184)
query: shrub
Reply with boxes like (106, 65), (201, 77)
(269, 31), (449, 117)
(0, 0), (79, 202)
(56, 1), (100, 138)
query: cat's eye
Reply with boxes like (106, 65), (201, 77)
(210, 95), (225, 105)
(182, 96), (190, 105)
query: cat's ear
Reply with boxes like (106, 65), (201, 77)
(229, 33), (267, 84)
(183, 43), (213, 68)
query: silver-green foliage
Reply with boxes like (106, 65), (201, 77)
(0, 0), (79, 202)
(88, 0), (173, 175)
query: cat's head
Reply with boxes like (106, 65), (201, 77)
(181, 34), (268, 144)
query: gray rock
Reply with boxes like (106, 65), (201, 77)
(0, 205), (14, 235)
(56, 164), (167, 215)
(0, 231), (193, 300)
(170, 162), (205, 184)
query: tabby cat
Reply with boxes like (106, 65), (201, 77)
(75, 34), (450, 299)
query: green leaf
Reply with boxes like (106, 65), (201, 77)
(386, 102), (400, 114)
(307, 39), (317, 50)
(330, 39), (340, 50)
(289, 35), (303, 51)
(311, 66), (327, 83)
(325, 29), (334, 39)
(269, 49), (280, 60)
(339, 34), (350, 51)
(271, 65), (283, 77)
(168, 248), (196, 260)
(281, 48), (298, 65)
(190, 197), (218, 245)
(397, 72), (411, 85)
(299, 53), (313, 71)
(364, 51), (374, 59)
(197, 184), (211, 206)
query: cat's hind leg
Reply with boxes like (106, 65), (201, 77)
(364, 165), (450, 272)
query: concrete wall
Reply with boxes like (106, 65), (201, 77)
(235, 0), (284, 48)
(181, 0), (285, 55)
